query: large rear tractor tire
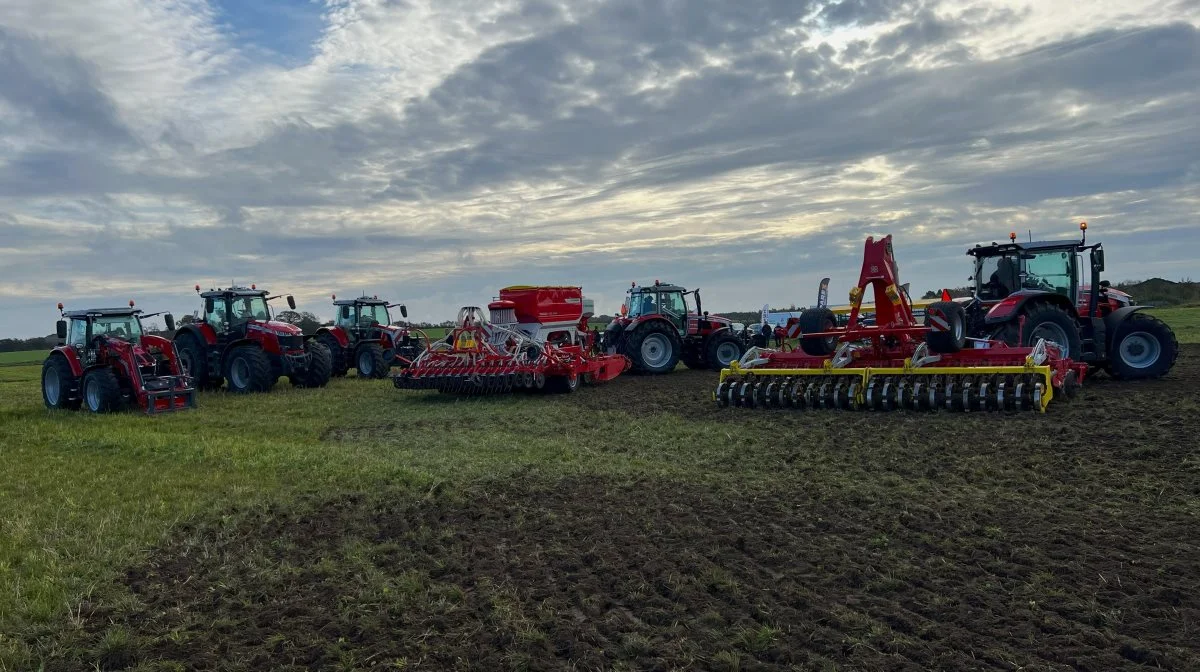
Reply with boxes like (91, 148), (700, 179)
(318, 332), (348, 377)
(924, 301), (967, 354)
(225, 346), (272, 393)
(705, 332), (745, 371)
(1108, 313), (1178, 380)
(81, 367), (121, 413)
(176, 332), (221, 390)
(798, 307), (838, 356)
(42, 354), (81, 410)
(999, 303), (1082, 360)
(294, 341), (333, 388)
(624, 321), (682, 374)
(355, 343), (388, 379)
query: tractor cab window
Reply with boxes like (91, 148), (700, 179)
(206, 299), (227, 329)
(336, 306), (355, 328)
(92, 315), (142, 342)
(230, 296), (270, 323)
(67, 319), (88, 348)
(626, 291), (654, 318)
(976, 253), (1021, 300)
(359, 304), (389, 326)
(1022, 249), (1075, 298)
(658, 291), (687, 329)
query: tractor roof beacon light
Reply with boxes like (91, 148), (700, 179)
(1080, 221), (1087, 244)
(1009, 232), (1016, 242)
(129, 300), (135, 307)
(194, 284), (201, 293)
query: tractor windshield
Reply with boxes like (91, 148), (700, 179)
(976, 253), (1021, 300)
(625, 291), (654, 318)
(92, 315), (143, 342)
(359, 304), (389, 326)
(229, 296), (271, 323)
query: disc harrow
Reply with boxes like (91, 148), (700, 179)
(716, 235), (1086, 413)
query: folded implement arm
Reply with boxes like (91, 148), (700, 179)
(717, 236), (1085, 413)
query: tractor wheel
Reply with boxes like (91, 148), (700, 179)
(1001, 303), (1082, 360)
(319, 333), (348, 377)
(798, 307), (838, 356)
(355, 343), (388, 379)
(177, 333), (222, 390)
(225, 346), (272, 393)
(81, 367), (121, 413)
(924, 301), (967, 353)
(1108, 313), (1178, 380)
(624, 321), (682, 374)
(42, 354), (81, 410)
(546, 372), (580, 393)
(294, 341), (333, 388)
(681, 344), (707, 370)
(705, 332), (745, 371)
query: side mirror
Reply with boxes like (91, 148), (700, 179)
(341, 305), (351, 319)
(56, 320), (67, 339)
(1100, 280), (1111, 289)
(165, 313), (176, 331)
(1091, 248), (1105, 273)
(287, 295), (296, 310)
(400, 305), (408, 318)
(204, 297), (214, 314)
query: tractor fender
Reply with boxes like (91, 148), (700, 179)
(175, 323), (217, 347)
(49, 347), (84, 377)
(1103, 306), (1147, 333)
(316, 326), (349, 348)
(220, 338), (260, 362)
(982, 290), (1077, 326)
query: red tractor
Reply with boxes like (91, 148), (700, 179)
(602, 281), (745, 373)
(315, 295), (423, 378)
(173, 284), (332, 393)
(951, 223), (1178, 379)
(42, 301), (195, 413)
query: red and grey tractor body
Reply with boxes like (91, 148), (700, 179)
(602, 281), (745, 374)
(42, 303), (195, 414)
(315, 295), (422, 379)
(173, 285), (331, 393)
(959, 223), (1177, 379)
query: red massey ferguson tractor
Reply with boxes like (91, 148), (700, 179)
(42, 301), (195, 413)
(918, 222), (1178, 379)
(602, 281), (746, 373)
(173, 285), (332, 393)
(314, 295), (423, 378)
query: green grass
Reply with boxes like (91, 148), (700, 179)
(0, 350), (46, 365)
(1148, 306), (1200, 343)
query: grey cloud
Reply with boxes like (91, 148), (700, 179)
(0, 27), (135, 147)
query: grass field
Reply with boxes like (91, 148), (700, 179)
(0, 350), (46, 365)
(1, 310), (1199, 670)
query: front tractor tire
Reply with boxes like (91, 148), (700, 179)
(318, 333), (348, 377)
(176, 333), (221, 390)
(294, 341), (333, 388)
(355, 343), (388, 379)
(1109, 313), (1178, 380)
(705, 332), (745, 371)
(42, 355), (81, 410)
(625, 321), (682, 374)
(225, 346), (273, 394)
(81, 367), (121, 413)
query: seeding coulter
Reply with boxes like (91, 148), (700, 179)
(43, 302), (195, 414)
(392, 286), (630, 394)
(717, 235), (1086, 412)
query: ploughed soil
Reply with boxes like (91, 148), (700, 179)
(59, 346), (1200, 671)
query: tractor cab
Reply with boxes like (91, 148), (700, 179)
(333, 296), (407, 333)
(198, 285), (295, 333)
(59, 307), (148, 350)
(622, 281), (692, 332)
(967, 224), (1115, 319)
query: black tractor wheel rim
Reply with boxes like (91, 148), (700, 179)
(715, 342), (740, 366)
(45, 369), (61, 405)
(1119, 331), (1160, 369)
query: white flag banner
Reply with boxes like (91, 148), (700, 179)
(761, 303), (769, 324)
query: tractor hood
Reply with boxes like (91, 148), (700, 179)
(248, 320), (303, 336)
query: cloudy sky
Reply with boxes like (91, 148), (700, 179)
(1, 0), (1198, 337)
